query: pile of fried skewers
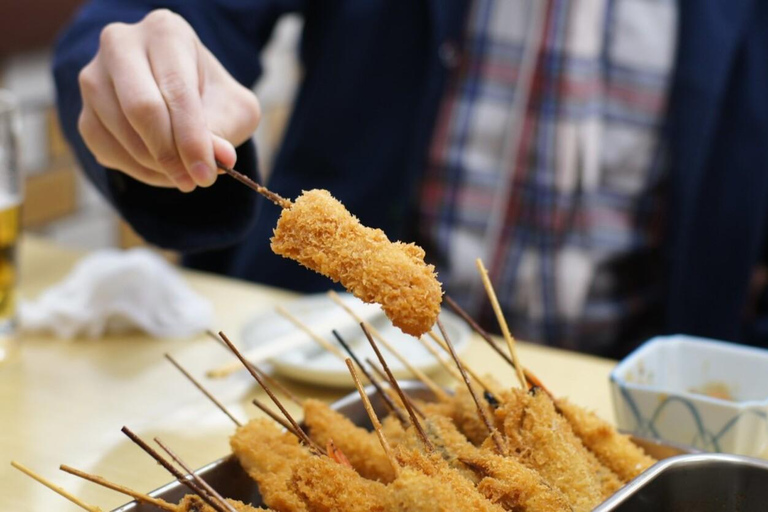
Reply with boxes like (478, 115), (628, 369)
(11, 259), (656, 512)
(12, 181), (657, 511)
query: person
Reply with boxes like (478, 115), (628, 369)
(53, 0), (768, 357)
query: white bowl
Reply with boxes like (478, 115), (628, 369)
(610, 335), (768, 458)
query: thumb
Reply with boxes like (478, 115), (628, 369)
(212, 134), (237, 170)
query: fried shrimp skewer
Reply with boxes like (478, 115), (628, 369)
(303, 399), (397, 483)
(271, 189), (442, 337)
(555, 398), (656, 482)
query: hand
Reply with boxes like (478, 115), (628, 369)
(77, 9), (261, 192)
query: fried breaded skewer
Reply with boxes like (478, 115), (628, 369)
(555, 399), (656, 483)
(270, 189), (442, 337)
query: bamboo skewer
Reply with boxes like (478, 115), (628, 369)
(165, 354), (243, 427)
(475, 258), (527, 389)
(437, 319), (506, 455)
(154, 438), (237, 512)
(251, 398), (302, 440)
(216, 160), (292, 209)
(345, 359), (400, 478)
(121, 427), (227, 512)
(275, 306), (346, 361)
(327, 290), (449, 401)
(332, 329), (409, 426)
(361, 323), (434, 451)
(366, 359), (427, 419)
(205, 331), (306, 406)
(217, 331), (323, 455)
(416, 334), (463, 382)
(426, 329), (498, 395)
(443, 295), (551, 394)
(60, 465), (177, 512)
(11, 461), (103, 512)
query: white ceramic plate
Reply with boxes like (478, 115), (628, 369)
(241, 292), (471, 387)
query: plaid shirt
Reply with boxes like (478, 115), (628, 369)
(418, 0), (678, 354)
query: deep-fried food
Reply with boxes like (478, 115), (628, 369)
(303, 399), (396, 482)
(271, 189), (442, 337)
(556, 398), (656, 482)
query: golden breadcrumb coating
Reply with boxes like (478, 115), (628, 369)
(229, 419), (309, 512)
(290, 455), (389, 512)
(495, 389), (604, 512)
(388, 447), (506, 512)
(177, 495), (270, 511)
(556, 398), (656, 483)
(303, 399), (396, 483)
(271, 189), (442, 337)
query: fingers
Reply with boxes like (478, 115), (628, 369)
(147, 19), (216, 186)
(78, 106), (175, 188)
(99, 20), (197, 192)
(212, 134), (237, 169)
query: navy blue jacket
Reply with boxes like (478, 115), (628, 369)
(54, 0), (768, 350)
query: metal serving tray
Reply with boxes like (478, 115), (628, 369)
(113, 382), (766, 511)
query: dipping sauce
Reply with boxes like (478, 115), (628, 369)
(690, 381), (734, 401)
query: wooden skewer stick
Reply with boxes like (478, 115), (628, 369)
(443, 295), (550, 394)
(165, 354), (242, 427)
(154, 438), (237, 512)
(332, 330), (409, 426)
(121, 427), (227, 512)
(475, 259), (527, 389)
(361, 323), (434, 451)
(327, 290), (449, 401)
(416, 334), (463, 382)
(367, 358), (427, 419)
(251, 398), (305, 443)
(215, 160), (292, 209)
(275, 306), (347, 361)
(60, 465), (176, 512)
(205, 330), (305, 406)
(345, 359), (400, 478)
(11, 461), (102, 512)
(437, 318), (506, 455)
(217, 331), (322, 455)
(426, 329), (497, 395)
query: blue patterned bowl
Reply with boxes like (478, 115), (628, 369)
(610, 335), (768, 458)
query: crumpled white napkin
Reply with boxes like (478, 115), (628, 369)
(19, 248), (214, 339)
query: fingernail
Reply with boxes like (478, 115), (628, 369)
(190, 161), (215, 185)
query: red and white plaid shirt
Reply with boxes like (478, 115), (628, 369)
(418, 0), (678, 354)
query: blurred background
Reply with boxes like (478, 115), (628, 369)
(0, 1), (302, 258)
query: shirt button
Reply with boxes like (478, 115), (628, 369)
(439, 41), (461, 69)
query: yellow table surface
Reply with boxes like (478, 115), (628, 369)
(0, 236), (618, 512)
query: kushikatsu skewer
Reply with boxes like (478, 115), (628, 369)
(121, 427), (228, 512)
(154, 438), (237, 512)
(205, 331), (305, 406)
(366, 358), (427, 420)
(332, 329), (409, 426)
(219, 160), (442, 337)
(59, 464), (177, 512)
(165, 353), (243, 427)
(426, 329), (498, 395)
(361, 323), (434, 451)
(443, 295), (551, 394)
(345, 359), (401, 477)
(216, 160), (292, 209)
(217, 331), (324, 455)
(328, 290), (449, 401)
(251, 397), (305, 443)
(11, 461), (103, 512)
(475, 259), (527, 388)
(436, 318), (506, 455)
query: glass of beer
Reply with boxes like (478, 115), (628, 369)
(0, 90), (21, 361)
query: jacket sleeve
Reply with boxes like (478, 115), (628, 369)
(52, 0), (303, 252)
